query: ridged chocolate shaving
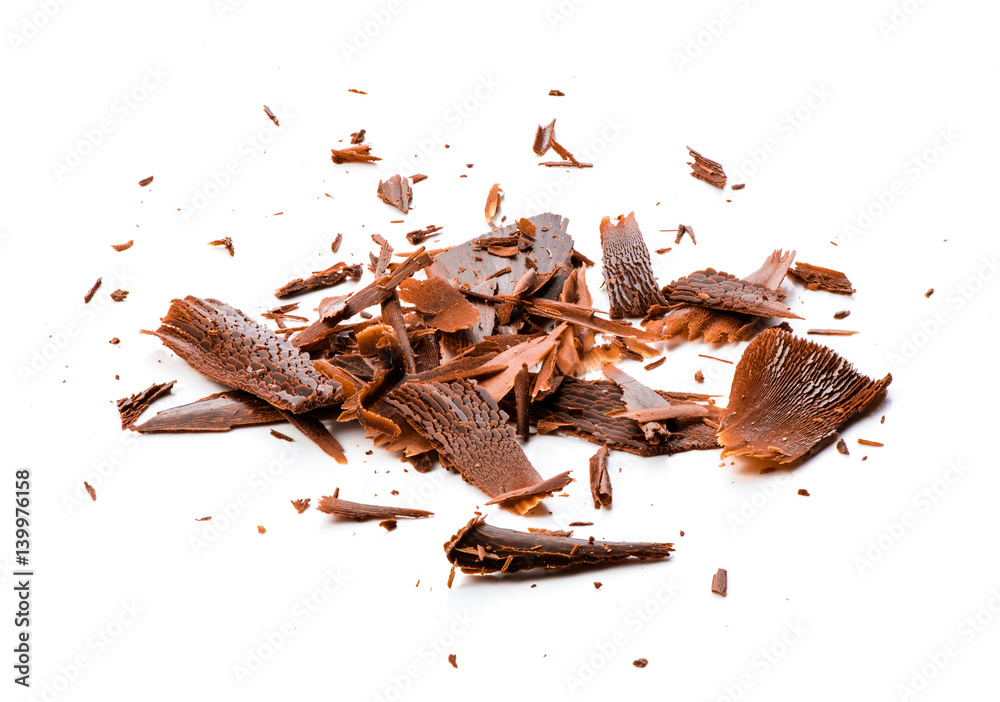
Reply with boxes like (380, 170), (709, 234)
(117, 381), (176, 430)
(280, 410), (347, 464)
(589, 445), (612, 509)
(275, 262), (363, 299)
(599, 213), (666, 318)
(376, 174), (412, 213)
(718, 328), (891, 463)
(397, 277), (480, 333)
(532, 119), (556, 155)
(385, 379), (550, 514)
(444, 516), (673, 575)
(317, 489), (432, 521)
(131, 390), (283, 433)
(331, 144), (381, 164)
(664, 268), (800, 319)
(687, 146), (727, 188)
(145, 296), (341, 413)
(787, 262), (856, 295)
(484, 470), (573, 510)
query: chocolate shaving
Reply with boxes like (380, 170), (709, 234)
(548, 90), (564, 96)
(833, 310), (850, 320)
(807, 329), (859, 336)
(138, 176), (153, 187)
(664, 269), (800, 319)
(514, 364), (530, 440)
(405, 225), (442, 245)
(397, 277), (481, 333)
(634, 658), (648, 668)
(145, 296), (341, 413)
(270, 429), (294, 442)
(350, 128), (366, 144)
(111, 240), (134, 252)
(711, 568), (728, 596)
(117, 380), (176, 430)
(718, 328), (891, 463)
(132, 390), (284, 433)
(732, 183), (745, 190)
(798, 489), (810, 496)
(331, 144), (381, 164)
(263, 105), (279, 126)
(84, 277), (102, 303)
(687, 147), (727, 188)
(275, 262), (363, 299)
(533, 119), (556, 156)
(857, 438), (883, 447)
(279, 410), (347, 464)
(317, 489), (432, 521)
(484, 471), (573, 510)
(110, 289), (129, 302)
(444, 515), (673, 575)
(208, 237), (235, 257)
(377, 175), (412, 213)
(787, 262), (855, 295)
(589, 445), (612, 508)
(484, 183), (503, 222)
(925, 288), (934, 298)
(331, 233), (343, 253)
(291, 498), (311, 514)
(644, 358), (665, 371)
(84, 482), (96, 501)
(836, 439), (849, 455)
(674, 224), (695, 246)
(599, 213), (666, 318)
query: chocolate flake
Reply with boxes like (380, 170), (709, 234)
(925, 288), (934, 298)
(397, 277), (481, 333)
(84, 277), (102, 303)
(132, 390), (283, 433)
(833, 310), (850, 320)
(448, 653), (458, 668)
(485, 183), (503, 222)
(687, 147), (727, 189)
(836, 439), (849, 455)
(694, 370), (704, 383)
(291, 498), (311, 514)
(350, 128), (366, 144)
(138, 176), (154, 187)
(405, 225), (442, 245)
(117, 380), (176, 429)
(84, 482), (96, 501)
(263, 105), (279, 126)
(331, 233), (343, 253)
(208, 237), (235, 257)
(718, 328), (891, 463)
(857, 438), (883, 447)
(699, 354), (733, 364)
(258, 525), (266, 534)
(280, 410), (347, 464)
(109, 337), (120, 344)
(644, 357), (666, 371)
(548, 90), (565, 96)
(664, 269), (800, 319)
(111, 240), (134, 252)
(599, 213), (666, 318)
(787, 262), (855, 295)
(674, 224), (695, 246)
(270, 429), (294, 442)
(633, 658), (648, 668)
(589, 445), (612, 509)
(275, 262), (363, 299)
(711, 568), (728, 596)
(798, 488), (810, 496)
(445, 516), (673, 575)
(731, 183), (745, 191)
(317, 489), (432, 521)
(376, 175), (412, 213)
(331, 144), (381, 164)
(110, 289), (129, 302)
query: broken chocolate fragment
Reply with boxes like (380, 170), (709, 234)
(280, 410), (347, 464)
(633, 658), (648, 668)
(484, 183), (503, 222)
(111, 240), (134, 252)
(350, 128), (366, 144)
(664, 269), (800, 319)
(448, 654), (458, 668)
(798, 489), (810, 496)
(807, 329), (859, 336)
(836, 439), (849, 455)
(694, 370), (704, 383)
(533, 119), (556, 155)
(857, 438), (883, 447)
(731, 183), (745, 191)
(270, 429), (294, 442)
(331, 233), (343, 253)
(787, 262), (855, 295)
(317, 489), (432, 521)
(117, 380), (176, 429)
(138, 176), (154, 187)
(444, 516), (673, 575)
(132, 390), (283, 433)
(549, 90), (565, 96)
(263, 105), (279, 126)
(718, 328), (891, 463)
(291, 498), (311, 514)
(84, 481), (96, 501)
(925, 288), (934, 298)
(208, 237), (235, 257)
(397, 277), (481, 333)
(110, 289), (129, 302)
(258, 525), (266, 534)
(674, 224), (696, 246)
(644, 357), (666, 371)
(589, 445), (612, 509)
(109, 337), (120, 345)
(145, 296), (341, 413)
(833, 310), (850, 320)
(599, 213), (666, 318)
(687, 147), (727, 188)
(405, 225), (442, 245)
(376, 174), (412, 213)
(331, 144), (381, 164)
(275, 262), (363, 299)
(711, 568), (728, 596)
(84, 277), (102, 303)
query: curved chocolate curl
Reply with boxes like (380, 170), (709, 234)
(444, 516), (673, 576)
(718, 328), (891, 463)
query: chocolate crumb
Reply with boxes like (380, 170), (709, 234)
(347, 88), (367, 95)
(291, 499), (310, 514)
(857, 438), (883, 447)
(138, 176), (154, 187)
(732, 183), (745, 190)
(797, 488), (810, 496)
(196, 516), (211, 521)
(925, 288), (934, 298)
(836, 439), (849, 455)
(594, 582), (602, 589)
(644, 357), (666, 371)
(379, 519), (398, 531)
(331, 233), (343, 253)
(711, 568), (728, 596)
(263, 105), (279, 126)
(350, 129), (366, 144)
(694, 370), (704, 383)
(548, 90), (565, 96)
(84, 481), (96, 501)
(833, 310), (850, 320)
(633, 658), (648, 668)
(448, 654), (458, 668)
(270, 429), (294, 442)
(257, 525), (266, 534)
(109, 337), (120, 345)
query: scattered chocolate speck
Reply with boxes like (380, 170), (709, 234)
(694, 370), (704, 383)
(549, 90), (565, 96)
(833, 310), (850, 320)
(270, 429), (294, 442)
(732, 183), (745, 190)
(109, 337), (120, 345)
(836, 439), (849, 455)
(291, 499), (311, 514)
(196, 516), (211, 521)
(208, 237), (235, 256)
(138, 176), (154, 187)
(633, 658), (648, 668)
(110, 289), (129, 302)
(380, 519), (398, 531)
(448, 654), (458, 668)
(263, 105), (279, 126)
(594, 582), (602, 589)
(857, 438), (883, 447)
(111, 240), (134, 252)
(797, 489), (810, 496)
(257, 525), (267, 534)
(84, 482), (96, 501)
(925, 288), (934, 298)
(84, 277), (102, 303)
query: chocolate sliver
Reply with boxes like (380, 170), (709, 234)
(397, 277), (481, 333)
(117, 380), (176, 429)
(519, 297), (661, 343)
(444, 516), (673, 575)
(275, 262), (363, 299)
(331, 144), (381, 164)
(317, 490), (432, 520)
(144, 296), (341, 413)
(132, 390), (283, 433)
(484, 470), (573, 512)
(376, 174), (412, 213)
(687, 146), (727, 188)
(532, 119), (556, 155)
(617, 404), (712, 422)
(589, 445), (612, 509)
(474, 323), (568, 402)
(665, 269), (801, 319)
(718, 328), (891, 463)
(599, 213), (666, 319)
(484, 183), (502, 222)
(279, 410), (347, 464)
(787, 262), (855, 295)
(386, 379), (545, 514)
(744, 249), (796, 289)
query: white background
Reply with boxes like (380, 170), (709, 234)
(2, 1), (999, 700)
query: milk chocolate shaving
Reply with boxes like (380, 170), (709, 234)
(279, 410), (347, 464)
(207, 237), (234, 256)
(145, 296), (341, 412)
(674, 224), (695, 245)
(291, 498), (311, 513)
(377, 174), (412, 213)
(138, 176), (153, 187)
(711, 568), (728, 596)
(386, 379), (549, 514)
(484, 471), (573, 510)
(131, 390), (283, 433)
(444, 516), (673, 575)
(787, 262), (855, 295)
(599, 213), (666, 318)
(350, 129), (365, 144)
(807, 329), (859, 336)
(833, 310), (850, 320)
(406, 225), (442, 245)
(533, 119), (556, 155)
(331, 144), (381, 164)
(117, 380), (176, 429)
(331, 234), (343, 253)
(836, 439), (849, 455)
(644, 357), (665, 371)
(84, 277), (102, 303)
(687, 147), (727, 188)
(589, 445), (612, 509)
(275, 262), (363, 299)
(84, 482), (96, 501)
(270, 429), (294, 441)
(485, 183), (503, 222)
(263, 105), (279, 126)
(515, 364), (530, 440)
(110, 289), (129, 302)
(718, 328), (891, 463)
(317, 490), (432, 521)
(111, 240), (134, 252)
(664, 269), (800, 319)
(397, 277), (480, 333)
(857, 438), (883, 447)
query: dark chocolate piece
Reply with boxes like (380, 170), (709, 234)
(132, 390), (284, 433)
(317, 489), (432, 521)
(397, 277), (481, 333)
(274, 262), (363, 299)
(350, 129), (366, 144)
(208, 237), (235, 257)
(548, 90), (564, 96)
(514, 363), (530, 440)
(270, 429), (294, 442)
(110, 289), (129, 302)
(694, 370), (704, 383)
(448, 654), (458, 668)
(644, 357), (666, 371)
(674, 224), (695, 245)
(599, 213), (666, 318)
(533, 119), (556, 155)
(711, 568), (727, 596)
(925, 288), (934, 298)
(787, 262), (855, 295)
(444, 516), (673, 575)
(331, 144), (381, 164)
(731, 183), (745, 190)
(117, 380), (176, 429)
(687, 147), (727, 188)
(84, 277), (102, 303)
(144, 296), (341, 413)
(138, 176), (154, 187)
(718, 328), (891, 463)
(263, 105), (279, 126)
(836, 439), (849, 455)
(376, 174), (412, 213)
(589, 445), (612, 508)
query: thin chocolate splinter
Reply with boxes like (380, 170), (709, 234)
(589, 445), (612, 508)
(317, 489), (432, 521)
(117, 380), (176, 429)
